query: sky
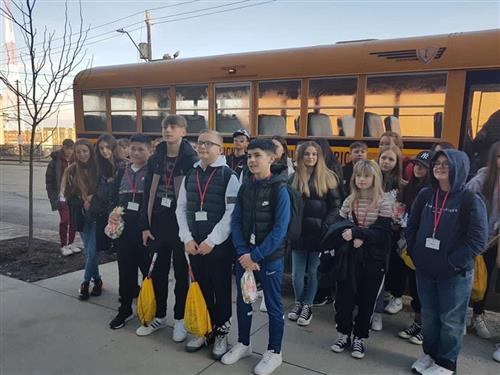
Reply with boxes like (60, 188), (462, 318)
(0, 0), (499, 129)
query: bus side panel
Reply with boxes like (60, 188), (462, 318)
(442, 70), (466, 148)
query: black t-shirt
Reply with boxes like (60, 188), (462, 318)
(227, 153), (247, 177)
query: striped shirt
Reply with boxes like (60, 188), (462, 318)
(340, 193), (394, 228)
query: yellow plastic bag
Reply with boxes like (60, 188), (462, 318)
(471, 255), (487, 302)
(184, 256), (212, 337)
(400, 247), (416, 271)
(137, 253), (158, 326)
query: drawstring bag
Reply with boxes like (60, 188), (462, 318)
(241, 270), (258, 304)
(471, 255), (487, 302)
(184, 254), (212, 337)
(399, 247), (416, 271)
(137, 253), (158, 326)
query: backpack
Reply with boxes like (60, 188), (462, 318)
(270, 183), (304, 250)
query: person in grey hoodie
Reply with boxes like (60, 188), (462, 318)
(406, 149), (488, 375)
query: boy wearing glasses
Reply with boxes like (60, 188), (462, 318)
(176, 130), (240, 358)
(137, 115), (197, 341)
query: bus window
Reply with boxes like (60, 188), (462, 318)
(365, 73), (446, 138)
(215, 82), (250, 134)
(308, 77), (357, 137)
(83, 91), (107, 132)
(110, 88), (137, 132)
(258, 80), (300, 136)
(176, 85), (208, 134)
(142, 87), (170, 133)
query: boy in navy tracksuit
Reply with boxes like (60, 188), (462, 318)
(221, 139), (290, 375)
(176, 130), (240, 359)
(109, 134), (152, 329)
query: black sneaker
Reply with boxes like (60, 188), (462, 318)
(331, 333), (350, 353)
(398, 321), (421, 339)
(79, 282), (90, 301)
(313, 295), (334, 307)
(351, 337), (365, 359)
(297, 304), (313, 326)
(287, 302), (303, 321)
(109, 310), (134, 330)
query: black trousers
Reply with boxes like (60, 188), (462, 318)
(189, 241), (233, 330)
(408, 268), (421, 314)
(473, 243), (498, 315)
(386, 246), (407, 298)
(335, 266), (385, 339)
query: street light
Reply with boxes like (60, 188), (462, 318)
(116, 28), (150, 61)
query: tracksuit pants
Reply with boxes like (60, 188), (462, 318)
(58, 201), (76, 247)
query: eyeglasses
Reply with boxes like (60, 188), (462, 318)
(196, 140), (221, 148)
(432, 161), (449, 168)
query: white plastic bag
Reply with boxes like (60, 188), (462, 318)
(104, 206), (125, 239)
(241, 270), (258, 304)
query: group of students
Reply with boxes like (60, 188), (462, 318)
(45, 115), (499, 375)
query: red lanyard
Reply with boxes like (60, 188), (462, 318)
(354, 199), (370, 228)
(196, 168), (218, 210)
(164, 157), (178, 191)
(124, 166), (143, 202)
(433, 190), (450, 237)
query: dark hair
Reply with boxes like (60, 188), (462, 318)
(378, 145), (403, 193)
(482, 140), (500, 214)
(248, 139), (277, 154)
(62, 139), (74, 148)
(313, 137), (343, 179)
(130, 133), (152, 146)
(95, 134), (121, 178)
(431, 141), (454, 151)
(349, 141), (368, 151)
(117, 138), (130, 147)
(402, 162), (431, 208)
(380, 131), (404, 149)
(271, 135), (289, 165)
(161, 114), (187, 128)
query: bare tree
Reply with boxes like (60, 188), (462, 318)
(0, 0), (89, 251)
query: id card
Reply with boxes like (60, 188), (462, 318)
(250, 233), (256, 245)
(161, 197), (172, 208)
(425, 237), (440, 250)
(195, 211), (208, 222)
(127, 201), (139, 211)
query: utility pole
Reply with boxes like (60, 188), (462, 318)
(16, 79), (22, 163)
(145, 11), (152, 61)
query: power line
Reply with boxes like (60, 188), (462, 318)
(151, 0), (250, 23)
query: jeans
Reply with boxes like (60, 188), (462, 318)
(235, 257), (284, 353)
(80, 218), (100, 283)
(417, 270), (473, 372)
(292, 250), (320, 305)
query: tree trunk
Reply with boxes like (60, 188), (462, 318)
(28, 125), (36, 252)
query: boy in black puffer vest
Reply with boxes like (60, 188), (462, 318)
(176, 130), (240, 359)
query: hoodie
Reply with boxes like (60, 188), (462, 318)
(406, 149), (488, 279)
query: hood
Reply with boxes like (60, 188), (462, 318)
(50, 150), (61, 160)
(430, 149), (470, 193)
(193, 155), (227, 169)
(251, 163), (289, 187)
(155, 138), (196, 160)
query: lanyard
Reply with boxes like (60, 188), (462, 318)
(354, 199), (370, 228)
(433, 189), (450, 237)
(124, 166), (143, 202)
(196, 168), (218, 210)
(164, 157), (178, 192)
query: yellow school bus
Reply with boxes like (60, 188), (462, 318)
(74, 29), (500, 165)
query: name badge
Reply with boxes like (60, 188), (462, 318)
(195, 211), (208, 222)
(161, 197), (172, 208)
(127, 201), (139, 211)
(425, 237), (440, 250)
(250, 233), (256, 245)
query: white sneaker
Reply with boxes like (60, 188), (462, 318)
(472, 314), (491, 339)
(254, 350), (282, 375)
(384, 296), (403, 314)
(493, 344), (500, 363)
(61, 246), (73, 256)
(260, 298), (267, 312)
(371, 313), (383, 331)
(411, 354), (434, 374)
(135, 317), (167, 336)
(421, 363), (453, 375)
(68, 244), (82, 253)
(185, 336), (206, 352)
(221, 342), (252, 365)
(257, 289), (264, 298)
(212, 334), (228, 360)
(172, 319), (187, 342)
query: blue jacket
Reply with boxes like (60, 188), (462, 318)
(406, 149), (488, 279)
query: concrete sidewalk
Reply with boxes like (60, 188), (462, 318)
(1, 259), (499, 375)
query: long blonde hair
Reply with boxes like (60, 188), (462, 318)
(291, 141), (338, 198)
(348, 159), (384, 210)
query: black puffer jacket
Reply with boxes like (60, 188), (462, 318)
(291, 173), (344, 251)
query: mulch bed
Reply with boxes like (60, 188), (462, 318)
(0, 236), (116, 282)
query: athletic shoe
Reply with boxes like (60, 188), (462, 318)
(384, 296), (403, 314)
(371, 313), (383, 331)
(493, 344), (500, 363)
(185, 336), (206, 352)
(409, 332), (424, 345)
(313, 294), (334, 307)
(221, 342), (252, 365)
(109, 310), (134, 330)
(78, 281), (90, 301)
(383, 291), (392, 302)
(260, 297), (267, 312)
(351, 337), (365, 359)
(254, 350), (282, 375)
(212, 334), (228, 360)
(411, 354), (434, 374)
(297, 304), (312, 326)
(68, 244), (82, 253)
(398, 321), (421, 339)
(172, 319), (187, 343)
(136, 317), (167, 336)
(287, 302), (303, 321)
(90, 279), (103, 296)
(257, 289), (264, 298)
(471, 313), (491, 339)
(331, 333), (350, 353)
(421, 363), (453, 375)
(61, 246), (73, 256)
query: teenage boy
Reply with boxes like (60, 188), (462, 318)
(221, 139), (291, 375)
(342, 141), (367, 194)
(109, 134), (152, 329)
(45, 138), (78, 256)
(226, 128), (250, 177)
(176, 130), (240, 359)
(138, 115), (197, 341)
